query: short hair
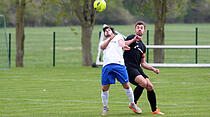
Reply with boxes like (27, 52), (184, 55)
(135, 21), (146, 29)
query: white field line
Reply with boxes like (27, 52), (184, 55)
(30, 78), (100, 82)
(152, 81), (210, 85)
(0, 97), (178, 106)
(3, 77), (210, 85)
(3, 76), (209, 84)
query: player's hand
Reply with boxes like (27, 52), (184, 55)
(153, 68), (159, 74)
(110, 34), (115, 40)
(123, 45), (130, 50)
(133, 35), (141, 41)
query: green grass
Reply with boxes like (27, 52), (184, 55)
(0, 67), (210, 117)
(0, 24), (210, 116)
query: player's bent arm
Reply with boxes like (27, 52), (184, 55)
(118, 39), (130, 50)
(141, 57), (159, 74)
(141, 57), (154, 70)
(118, 39), (126, 47)
(100, 38), (112, 50)
(125, 35), (140, 46)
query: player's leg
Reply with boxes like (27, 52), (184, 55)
(145, 78), (164, 115)
(134, 85), (144, 104)
(134, 75), (147, 88)
(145, 78), (156, 111)
(101, 84), (110, 115)
(121, 83), (142, 114)
(101, 84), (110, 106)
(113, 65), (135, 104)
(121, 83), (134, 103)
(132, 75), (148, 104)
(101, 65), (113, 115)
(127, 67), (147, 105)
(114, 65), (142, 114)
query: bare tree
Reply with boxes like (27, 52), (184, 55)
(72, 0), (95, 66)
(153, 0), (167, 63)
(16, 0), (26, 67)
(123, 0), (184, 63)
(41, 0), (96, 66)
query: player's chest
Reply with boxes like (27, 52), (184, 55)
(107, 40), (119, 48)
(131, 43), (145, 54)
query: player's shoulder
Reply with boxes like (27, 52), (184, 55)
(115, 34), (122, 38)
(125, 35), (135, 41)
(114, 34), (124, 41)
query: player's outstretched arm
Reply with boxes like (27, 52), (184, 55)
(125, 35), (141, 46)
(141, 57), (159, 74)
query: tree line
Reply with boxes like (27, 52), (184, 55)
(1, 0), (209, 67)
(1, 0), (210, 27)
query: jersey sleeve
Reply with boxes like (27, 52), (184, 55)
(115, 34), (124, 41)
(143, 43), (146, 53)
(142, 44), (146, 58)
(142, 53), (145, 58)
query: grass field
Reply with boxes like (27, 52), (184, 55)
(0, 24), (210, 116)
(0, 67), (210, 117)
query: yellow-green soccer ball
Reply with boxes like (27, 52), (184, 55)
(94, 0), (106, 12)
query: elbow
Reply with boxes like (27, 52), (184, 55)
(100, 46), (105, 50)
(125, 42), (130, 46)
(141, 62), (146, 68)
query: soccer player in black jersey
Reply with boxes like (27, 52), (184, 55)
(123, 21), (164, 115)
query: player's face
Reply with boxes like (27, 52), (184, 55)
(135, 24), (145, 36)
(104, 28), (113, 38)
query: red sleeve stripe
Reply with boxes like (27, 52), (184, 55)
(142, 53), (145, 58)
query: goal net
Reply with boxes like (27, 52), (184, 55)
(95, 27), (210, 67)
(0, 15), (9, 69)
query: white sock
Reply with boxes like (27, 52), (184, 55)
(124, 87), (134, 104)
(101, 90), (109, 106)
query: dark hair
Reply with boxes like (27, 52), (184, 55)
(103, 26), (115, 33)
(135, 21), (146, 29)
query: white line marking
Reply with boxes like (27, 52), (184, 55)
(0, 98), (178, 106)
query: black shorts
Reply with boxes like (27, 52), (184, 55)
(126, 66), (148, 86)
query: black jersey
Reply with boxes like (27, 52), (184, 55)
(123, 35), (146, 68)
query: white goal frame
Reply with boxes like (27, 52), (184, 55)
(95, 27), (210, 67)
(0, 14), (9, 69)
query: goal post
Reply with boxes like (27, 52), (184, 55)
(95, 27), (210, 67)
(0, 14), (9, 69)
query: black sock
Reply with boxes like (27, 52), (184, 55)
(147, 90), (157, 112)
(134, 85), (144, 104)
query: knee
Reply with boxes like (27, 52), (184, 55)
(139, 83), (147, 88)
(138, 80), (147, 88)
(122, 83), (130, 89)
(102, 87), (109, 92)
(124, 85), (130, 89)
(135, 76), (147, 88)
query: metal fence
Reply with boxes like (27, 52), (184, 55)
(5, 25), (210, 68)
